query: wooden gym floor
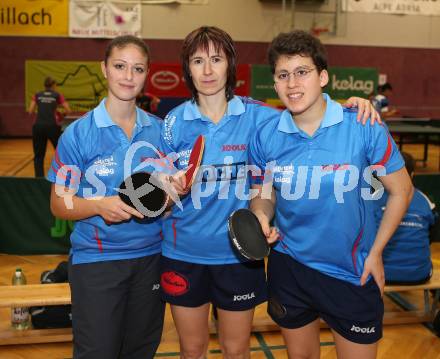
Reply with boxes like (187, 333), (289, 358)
(0, 138), (439, 358)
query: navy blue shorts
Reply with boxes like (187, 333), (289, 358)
(160, 256), (267, 311)
(267, 250), (383, 344)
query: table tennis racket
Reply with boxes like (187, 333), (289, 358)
(185, 135), (205, 190)
(228, 208), (270, 260)
(118, 172), (167, 218)
(55, 111), (64, 126)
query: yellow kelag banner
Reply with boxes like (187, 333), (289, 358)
(26, 60), (107, 112)
(0, 0), (68, 36)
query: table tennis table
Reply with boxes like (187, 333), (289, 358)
(386, 118), (440, 169)
(61, 112), (87, 130)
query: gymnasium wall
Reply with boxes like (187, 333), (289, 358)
(1, 36), (439, 136)
(1, 0), (440, 136)
(139, 0), (440, 48)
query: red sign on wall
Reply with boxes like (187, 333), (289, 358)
(147, 63), (189, 97)
(235, 64), (250, 97)
(146, 63), (250, 98)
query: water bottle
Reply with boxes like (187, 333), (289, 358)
(11, 268), (30, 330)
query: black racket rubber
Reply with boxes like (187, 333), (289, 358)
(228, 208), (270, 260)
(119, 172), (167, 217)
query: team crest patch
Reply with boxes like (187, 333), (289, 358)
(93, 155), (117, 176)
(163, 114), (176, 147)
(161, 271), (189, 296)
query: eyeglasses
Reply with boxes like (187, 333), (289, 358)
(274, 67), (316, 83)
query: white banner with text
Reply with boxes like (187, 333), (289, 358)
(69, 1), (141, 38)
(342, 0), (440, 16)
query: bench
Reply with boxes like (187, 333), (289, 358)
(0, 283), (71, 345)
(1, 271), (440, 345)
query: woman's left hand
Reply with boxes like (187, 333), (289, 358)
(343, 97), (383, 125)
(360, 251), (385, 297)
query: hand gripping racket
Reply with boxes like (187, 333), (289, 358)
(55, 111), (64, 126)
(184, 135), (205, 190)
(228, 208), (270, 260)
(118, 172), (167, 218)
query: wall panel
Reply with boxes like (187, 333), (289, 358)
(1, 37), (439, 136)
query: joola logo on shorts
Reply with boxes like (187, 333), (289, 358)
(350, 325), (375, 334)
(233, 292), (255, 301)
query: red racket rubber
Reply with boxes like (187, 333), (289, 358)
(185, 135), (205, 190)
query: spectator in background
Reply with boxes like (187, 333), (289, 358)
(28, 76), (71, 177)
(136, 91), (161, 114)
(371, 83), (399, 118)
(375, 152), (437, 284)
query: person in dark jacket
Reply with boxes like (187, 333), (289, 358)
(28, 76), (71, 177)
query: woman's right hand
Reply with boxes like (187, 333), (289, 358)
(253, 210), (279, 244)
(95, 195), (144, 223)
(169, 170), (188, 196)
